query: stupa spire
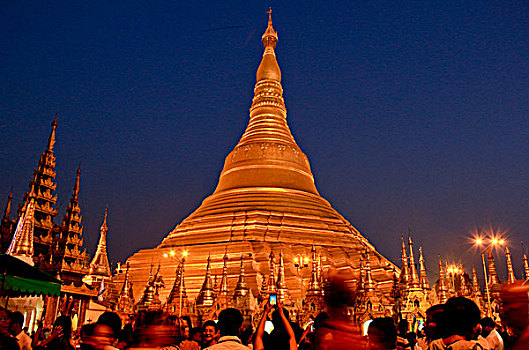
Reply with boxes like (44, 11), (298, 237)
(523, 254), (529, 279)
(364, 250), (375, 293)
(117, 262), (134, 313)
(2, 193), (12, 222)
(408, 236), (420, 290)
(437, 257), (448, 304)
(196, 255), (215, 306)
(419, 247), (430, 290)
(6, 196), (36, 265)
(88, 208), (111, 277)
(233, 255), (249, 297)
(306, 246), (322, 296)
(399, 236), (409, 290)
(211, 10), (318, 196)
(357, 255), (365, 293)
(459, 272), (469, 296)
(487, 251), (500, 286)
(505, 247), (516, 283)
(276, 251), (292, 304)
(219, 252), (229, 296)
(47, 113), (58, 151)
(471, 267), (481, 297)
(267, 251), (277, 294)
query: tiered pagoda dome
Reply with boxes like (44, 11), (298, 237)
(126, 13), (397, 304)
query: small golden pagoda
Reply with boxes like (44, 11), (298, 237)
(125, 11), (397, 312)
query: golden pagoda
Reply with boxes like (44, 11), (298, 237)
(125, 11), (397, 309)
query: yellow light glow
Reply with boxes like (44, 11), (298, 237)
(170, 250), (175, 256)
(304, 257), (309, 263)
(476, 238), (483, 245)
(182, 251), (188, 257)
(294, 257), (299, 263)
(492, 239), (498, 245)
(499, 239), (505, 245)
(163, 253), (168, 258)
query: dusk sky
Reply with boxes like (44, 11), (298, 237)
(1, 2), (528, 283)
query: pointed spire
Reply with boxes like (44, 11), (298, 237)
(6, 197), (36, 265)
(118, 262), (134, 313)
(487, 251), (500, 286)
(233, 254), (249, 297)
(137, 264), (156, 310)
(471, 267), (481, 297)
(196, 255), (215, 306)
(256, 8), (280, 82)
(219, 252), (229, 296)
(307, 246), (322, 297)
(73, 162), (81, 200)
(166, 260), (187, 311)
(523, 254), (529, 280)
(267, 251), (277, 294)
(419, 247), (430, 290)
(459, 271), (469, 296)
(399, 236), (409, 290)
(364, 250), (375, 293)
(437, 257), (448, 304)
(317, 254), (324, 287)
(211, 11), (320, 197)
(47, 113), (58, 151)
(390, 266), (401, 300)
(88, 208), (111, 277)
(2, 193), (12, 221)
(357, 254), (365, 293)
(408, 236), (420, 290)
(505, 247), (516, 283)
(275, 251), (291, 305)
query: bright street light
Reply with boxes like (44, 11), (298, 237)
(473, 236), (507, 317)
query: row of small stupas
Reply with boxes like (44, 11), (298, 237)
(0, 116), (115, 324)
(114, 232), (529, 326)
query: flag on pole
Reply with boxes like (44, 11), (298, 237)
(98, 279), (105, 302)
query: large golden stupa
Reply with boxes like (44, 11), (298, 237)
(126, 13), (396, 305)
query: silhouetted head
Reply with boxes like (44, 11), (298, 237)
(442, 297), (481, 339)
(217, 308), (243, 337)
(368, 317), (397, 350)
(97, 311), (122, 340)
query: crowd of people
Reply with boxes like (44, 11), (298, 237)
(0, 280), (527, 350)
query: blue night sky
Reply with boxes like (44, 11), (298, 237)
(1, 2), (528, 283)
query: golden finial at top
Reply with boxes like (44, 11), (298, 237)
(262, 7), (278, 49)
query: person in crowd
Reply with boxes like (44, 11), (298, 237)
(191, 327), (203, 344)
(204, 308), (248, 349)
(96, 312), (122, 349)
(429, 297), (483, 350)
(33, 315), (74, 350)
(90, 324), (118, 350)
(79, 323), (96, 350)
(368, 317), (397, 350)
(500, 282), (529, 350)
(312, 275), (367, 349)
(266, 306), (297, 350)
(9, 312), (31, 350)
(0, 307), (20, 350)
(254, 302), (296, 350)
(479, 318), (503, 350)
(416, 305), (445, 350)
(128, 311), (179, 349)
(201, 320), (219, 349)
(116, 324), (134, 350)
(179, 316), (200, 350)
(396, 320), (411, 350)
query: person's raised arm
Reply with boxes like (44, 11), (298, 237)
(253, 302), (272, 350)
(277, 303), (297, 350)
